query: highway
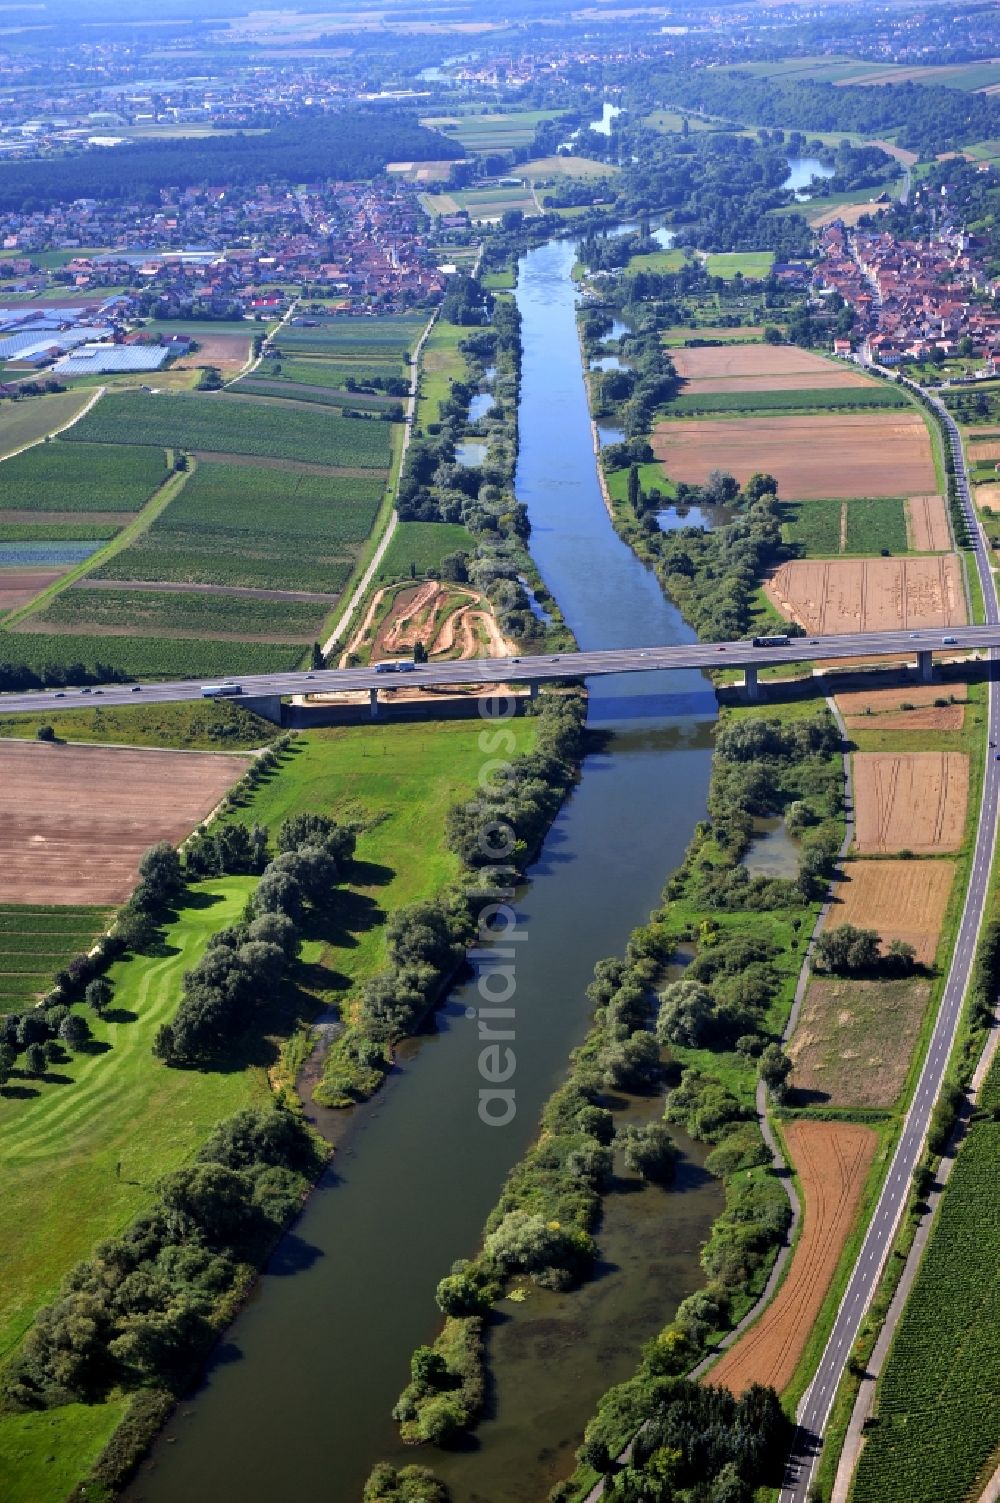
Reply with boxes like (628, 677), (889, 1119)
(2, 622), (1000, 717)
(779, 394), (1000, 1502)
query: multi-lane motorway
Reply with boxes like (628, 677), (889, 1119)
(2, 622), (1000, 717)
(779, 393), (1000, 1502)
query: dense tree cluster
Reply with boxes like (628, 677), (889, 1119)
(2, 1105), (321, 1410)
(814, 922), (917, 977)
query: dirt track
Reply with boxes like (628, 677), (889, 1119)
(853, 751), (968, 853)
(824, 858), (954, 967)
(707, 1121), (877, 1396)
(906, 494), (951, 551)
(672, 344), (875, 392)
(652, 412), (935, 498)
(0, 741), (251, 904)
(764, 556), (967, 634)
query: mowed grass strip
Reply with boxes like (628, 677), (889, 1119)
(90, 460), (381, 594)
(30, 586), (329, 641)
(63, 390), (392, 468)
(0, 904), (112, 1011)
(852, 1077), (1000, 1503)
(0, 441), (167, 512)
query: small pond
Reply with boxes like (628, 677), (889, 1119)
(469, 390), (495, 420)
(596, 423), (625, 448)
(590, 354), (629, 372)
(743, 815), (800, 880)
(784, 155), (836, 201)
(455, 438), (488, 467)
(656, 503), (732, 533)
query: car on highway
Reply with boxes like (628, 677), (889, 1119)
(79, 687), (91, 695)
(909, 632), (921, 639)
(130, 685), (142, 693)
(942, 635), (957, 645)
(54, 691), (65, 698)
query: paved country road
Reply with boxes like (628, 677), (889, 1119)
(2, 621), (1000, 717)
(778, 392), (1000, 1503)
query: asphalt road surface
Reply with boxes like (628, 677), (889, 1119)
(778, 393), (1000, 1502)
(2, 622), (1000, 717)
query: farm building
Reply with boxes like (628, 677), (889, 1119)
(54, 343), (171, 375)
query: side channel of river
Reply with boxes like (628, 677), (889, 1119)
(126, 237), (721, 1503)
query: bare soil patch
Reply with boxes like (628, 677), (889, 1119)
(652, 413), (935, 499)
(810, 200), (890, 229)
(0, 568), (63, 613)
(824, 858), (954, 967)
(853, 751), (968, 853)
(671, 344), (875, 392)
(906, 494), (951, 551)
(764, 556), (967, 634)
(0, 740), (251, 905)
(966, 439), (1000, 460)
(835, 681), (965, 732)
(708, 1121), (877, 1396)
(788, 976), (931, 1108)
(183, 331), (251, 371)
(975, 483), (1000, 507)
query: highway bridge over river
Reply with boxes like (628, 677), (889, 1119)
(1, 623), (999, 720)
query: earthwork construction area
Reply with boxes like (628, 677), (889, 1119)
(670, 343), (877, 393)
(853, 751), (968, 853)
(651, 412), (936, 498)
(824, 858), (954, 967)
(764, 555), (967, 633)
(707, 1120), (878, 1396)
(0, 741), (252, 904)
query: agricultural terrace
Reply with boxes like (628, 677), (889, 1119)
(671, 344), (878, 393)
(764, 556), (967, 633)
(822, 858), (954, 967)
(851, 1061), (1000, 1503)
(0, 740), (251, 904)
(788, 977), (932, 1108)
(0, 905), (112, 1012)
(63, 389), (393, 469)
(852, 751), (968, 854)
(652, 412), (936, 498)
(708, 1121), (878, 1395)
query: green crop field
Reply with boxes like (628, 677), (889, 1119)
(275, 316), (423, 362)
(89, 460), (382, 594)
(704, 251), (776, 280)
(63, 390), (392, 469)
(0, 628), (305, 678)
(230, 378), (397, 410)
(0, 699), (279, 752)
(782, 497), (908, 556)
(0, 390), (95, 458)
(852, 1067), (1000, 1503)
(254, 356), (407, 388)
(627, 248), (687, 273)
(667, 386), (907, 416)
(420, 109), (563, 151)
(375, 521), (478, 583)
(0, 441), (167, 512)
(0, 906), (112, 1012)
(33, 586), (328, 640)
(0, 523), (120, 543)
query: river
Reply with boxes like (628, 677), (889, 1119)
(126, 237), (720, 1503)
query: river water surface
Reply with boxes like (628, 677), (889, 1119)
(127, 237), (720, 1503)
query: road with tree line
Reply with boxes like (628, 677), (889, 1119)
(778, 391), (1000, 1502)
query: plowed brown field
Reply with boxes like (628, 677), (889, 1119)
(651, 412), (935, 498)
(853, 751), (968, 853)
(707, 1121), (878, 1396)
(789, 977), (931, 1108)
(967, 440), (1000, 460)
(824, 858), (954, 966)
(764, 556), (966, 634)
(0, 569), (63, 613)
(0, 741), (251, 904)
(835, 681), (965, 732)
(671, 344), (875, 392)
(906, 494), (951, 551)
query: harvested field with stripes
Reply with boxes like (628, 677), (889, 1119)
(671, 343), (877, 392)
(707, 1121), (878, 1395)
(763, 556), (967, 634)
(823, 858), (954, 967)
(853, 751), (968, 853)
(652, 412), (936, 498)
(0, 741), (251, 905)
(906, 494), (951, 551)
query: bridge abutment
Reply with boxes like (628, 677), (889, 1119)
(369, 686), (379, 719)
(242, 695), (285, 726)
(744, 666), (760, 701)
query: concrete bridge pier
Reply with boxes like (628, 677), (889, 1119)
(916, 650), (934, 685)
(744, 666), (760, 701)
(242, 695), (285, 726)
(369, 686), (379, 719)
(529, 680), (539, 701)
